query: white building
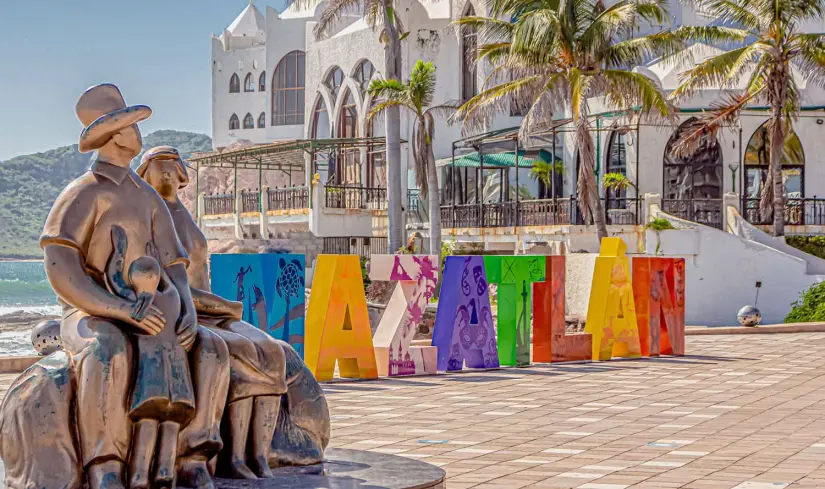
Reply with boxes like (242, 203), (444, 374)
(204, 1), (825, 324)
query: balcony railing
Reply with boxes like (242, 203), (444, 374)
(323, 237), (389, 257)
(240, 190), (260, 213)
(325, 186), (387, 210)
(662, 198), (722, 229)
(203, 193), (234, 216)
(743, 197), (825, 226)
(267, 186), (309, 211)
(440, 197), (642, 228)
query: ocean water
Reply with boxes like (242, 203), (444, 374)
(0, 261), (59, 316)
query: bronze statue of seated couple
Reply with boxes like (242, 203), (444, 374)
(0, 84), (329, 489)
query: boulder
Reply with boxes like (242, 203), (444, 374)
(0, 351), (80, 489)
(269, 341), (330, 467)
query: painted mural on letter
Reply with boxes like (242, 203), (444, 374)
(211, 253), (306, 356)
(370, 254), (439, 376)
(432, 256), (499, 372)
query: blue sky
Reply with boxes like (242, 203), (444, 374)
(0, 0), (287, 161)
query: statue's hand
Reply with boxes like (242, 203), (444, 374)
(177, 309), (197, 351)
(118, 302), (165, 335)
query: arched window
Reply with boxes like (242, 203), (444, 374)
(744, 122), (805, 199)
(243, 113), (255, 129)
(605, 131), (629, 210)
(272, 50), (306, 126)
(259, 71), (266, 91)
(336, 89), (359, 184)
(258, 112), (266, 128)
(229, 113), (240, 130)
(663, 117), (724, 228)
(311, 95), (331, 178)
(325, 67), (345, 103)
(461, 4), (478, 103)
(244, 73), (255, 92)
(353, 60), (375, 95)
(366, 104), (386, 188)
(229, 73), (240, 93)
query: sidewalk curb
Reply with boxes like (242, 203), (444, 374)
(687, 322), (825, 335)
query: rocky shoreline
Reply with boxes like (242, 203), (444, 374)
(0, 310), (58, 334)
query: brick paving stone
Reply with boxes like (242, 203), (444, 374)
(317, 333), (825, 488)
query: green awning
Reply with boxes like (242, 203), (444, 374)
(436, 150), (563, 168)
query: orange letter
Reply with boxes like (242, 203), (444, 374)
(632, 257), (686, 356)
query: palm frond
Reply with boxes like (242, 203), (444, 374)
(600, 69), (673, 122)
(367, 99), (412, 121)
(670, 45), (758, 101)
(682, 0), (763, 31)
(313, 0), (370, 38)
(367, 78), (406, 100)
(425, 100), (463, 121)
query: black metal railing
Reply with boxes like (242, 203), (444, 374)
(267, 186), (309, 211)
(323, 237), (389, 257)
(742, 197), (825, 226)
(662, 198), (723, 229)
(440, 197), (641, 228)
(325, 186), (387, 210)
(407, 189), (420, 211)
(203, 193), (234, 215)
(240, 190), (260, 213)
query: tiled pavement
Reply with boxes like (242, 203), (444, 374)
(2, 333), (825, 488)
(323, 333), (825, 489)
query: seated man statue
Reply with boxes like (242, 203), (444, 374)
(37, 84), (230, 489)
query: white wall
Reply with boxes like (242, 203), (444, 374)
(212, 36), (268, 149)
(650, 225), (822, 326)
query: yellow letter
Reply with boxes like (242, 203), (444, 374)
(585, 238), (642, 361)
(305, 255), (378, 381)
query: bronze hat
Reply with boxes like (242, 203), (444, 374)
(76, 84), (152, 153)
(136, 146), (191, 189)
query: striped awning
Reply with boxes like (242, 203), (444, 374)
(436, 149), (561, 168)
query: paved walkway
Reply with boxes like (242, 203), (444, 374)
(324, 333), (825, 489)
(1, 333), (825, 488)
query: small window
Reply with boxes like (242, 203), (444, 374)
(243, 113), (254, 129)
(325, 67), (345, 102)
(258, 112), (266, 128)
(259, 71), (266, 91)
(229, 73), (240, 93)
(229, 114), (240, 130)
(244, 73), (255, 92)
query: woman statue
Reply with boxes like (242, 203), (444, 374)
(137, 146), (287, 480)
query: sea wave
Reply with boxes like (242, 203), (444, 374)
(0, 278), (57, 308)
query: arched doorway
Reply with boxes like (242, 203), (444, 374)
(605, 130), (628, 210)
(335, 89), (359, 185)
(743, 122), (805, 224)
(662, 118), (724, 228)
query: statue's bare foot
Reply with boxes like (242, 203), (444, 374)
(178, 458), (215, 489)
(230, 459), (259, 479)
(88, 460), (126, 489)
(251, 455), (275, 478)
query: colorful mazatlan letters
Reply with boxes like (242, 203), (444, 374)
(632, 257), (686, 356)
(210, 253), (307, 355)
(370, 254), (440, 376)
(305, 255), (378, 381)
(431, 256), (500, 372)
(585, 238), (642, 361)
(533, 255), (592, 363)
(484, 256), (545, 366)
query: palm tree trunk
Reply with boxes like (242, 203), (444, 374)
(769, 106), (786, 237)
(574, 116), (608, 240)
(383, 1), (404, 251)
(425, 141), (441, 255)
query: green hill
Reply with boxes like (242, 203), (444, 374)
(0, 130), (212, 259)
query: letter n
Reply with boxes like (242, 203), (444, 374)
(632, 257), (686, 356)
(305, 255), (378, 381)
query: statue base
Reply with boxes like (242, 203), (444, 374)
(215, 448), (445, 489)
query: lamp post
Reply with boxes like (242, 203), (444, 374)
(728, 163), (738, 193)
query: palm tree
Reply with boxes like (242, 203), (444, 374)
(368, 60), (460, 254)
(300, 0), (407, 250)
(452, 0), (729, 240)
(530, 158), (564, 198)
(671, 0), (825, 237)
